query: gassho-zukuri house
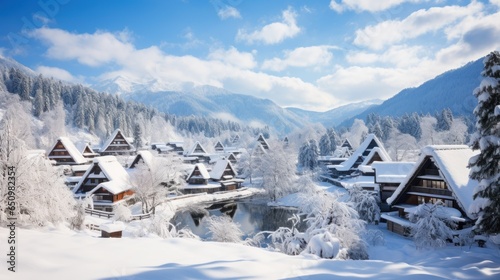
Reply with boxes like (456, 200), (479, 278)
(73, 156), (134, 212)
(382, 145), (479, 236)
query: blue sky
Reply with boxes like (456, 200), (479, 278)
(0, 0), (499, 111)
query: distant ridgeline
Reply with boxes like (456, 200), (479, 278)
(0, 62), (264, 139)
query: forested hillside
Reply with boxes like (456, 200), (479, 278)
(0, 57), (263, 143)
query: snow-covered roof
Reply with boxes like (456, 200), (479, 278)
(187, 163), (210, 180)
(129, 150), (154, 169)
(74, 156), (132, 195)
(332, 134), (385, 171)
(186, 141), (208, 156)
(257, 133), (270, 149)
(387, 145), (479, 219)
(210, 159), (235, 180)
(100, 129), (134, 153)
(72, 164), (91, 172)
(372, 162), (415, 184)
(360, 147), (391, 166)
(75, 141), (97, 156)
(49, 137), (88, 164)
(100, 221), (125, 232)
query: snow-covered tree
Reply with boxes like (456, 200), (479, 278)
(469, 51), (500, 235)
(113, 204), (132, 222)
(327, 128), (339, 153)
(343, 119), (369, 148)
(303, 231), (340, 259)
(348, 186), (381, 224)
(409, 202), (456, 249)
(319, 133), (332, 156)
(385, 131), (418, 161)
(259, 141), (297, 201)
(299, 190), (368, 260)
(133, 122), (143, 149)
(436, 108), (453, 132)
(298, 140), (319, 171)
(205, 215), (243, 243)
(129, 158), (173, 214)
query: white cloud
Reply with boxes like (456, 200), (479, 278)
(262, 45), (335, 71)
(353, 1), (483, 50)
(347, 45), (426, 68)
(208, 46), (256, 69)
(491, 0), (500, 8)
(236, 8), (300, 45)
(30, 27), (338, 111)
(217, 6), (241, 20)
(29, 28), (135, 66)
(35, 66), (82, 83)
(329, 0), (419, 13)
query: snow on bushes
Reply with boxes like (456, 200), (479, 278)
(348, 186), (381, 224)
(205, 215), (243, 243)
(409, 202), (457, 249)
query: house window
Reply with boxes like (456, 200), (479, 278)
(422, 180), (446, 189)
(417, 196), (453, 207)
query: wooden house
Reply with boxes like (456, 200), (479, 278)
(186, 163), (210, 185)
(382, 145), (479, 236)
(99, 129), (135, 156)
(47, 137), (89, 165)
(166, 141), (184, 155)
(230, 134), (240, 144)
(257, 133), (270, 150)
(73, 156), (134, 212)
(128, 150), (154, 169)
(357, 147), (392, 176)
(76, 142), (99, 159)
(184, 141), (210, 162)
(371, 161), (415, 211)
(329, 134), (388, 178)
(227, 153), (237, 164)
(214, 141), (225, 152)
(210, 159), (243, 191)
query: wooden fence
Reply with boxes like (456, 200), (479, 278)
(85, 208), (152, 220)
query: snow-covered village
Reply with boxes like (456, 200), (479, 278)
(1, 1), (500, 279)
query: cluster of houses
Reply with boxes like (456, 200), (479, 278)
(320, 134), (480, 237)
(46, 127), (483, 239)
(47, 129), (272, 212)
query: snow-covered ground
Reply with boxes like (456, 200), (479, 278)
(1, 223), (499, 279)
(2, 183), (499, 279)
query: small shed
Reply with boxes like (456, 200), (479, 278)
(100, 222), (125, 238)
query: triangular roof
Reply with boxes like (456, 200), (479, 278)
(100, 129), (134, 153)
(74, 156), (131, 195)
(360, 147), (391, 166)
(210, 159), (236, 180)
(129, 150), (154, 169)
(252, 143), (267, 156)
(387, 145), (479, 219)
(214, 141), (225, 151)
(187, 163), (210, 180)
(48, 137), (88, 165)
(332, 134), (385, 171)
(371, 161), (415, 184)
(75, 141), (98, 157)
(186, 141), (208, 156)
(341, 139), (353, 150)
(257, 133), (270, 150)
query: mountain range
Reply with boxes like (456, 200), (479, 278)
(0, 54), (486, 134)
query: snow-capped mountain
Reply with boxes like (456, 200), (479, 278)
(122, 85), (309, 134)
(342, 57), (484, 126)
(286, 99), (383, 128)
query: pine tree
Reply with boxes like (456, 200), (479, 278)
(133, 122), (143, 149)
(327, 128), (338, 153)
(319, 133), (332, 156)
(469, 51), (500, 235)
(436, 108), (453, 131)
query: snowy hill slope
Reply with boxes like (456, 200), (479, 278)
(122, 86), (309, 134)
(287, 99), (383, 128)
(342, 58), (484, 126)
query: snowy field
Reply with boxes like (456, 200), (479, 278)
(1, 221), (499, 279)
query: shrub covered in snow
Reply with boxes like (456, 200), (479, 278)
(205, 215), (243, 243)
(348, 186), (381, 224)
(113, 204), (132, 222)
(302, 232), (340, 259)
(409, 202), (457, 249)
